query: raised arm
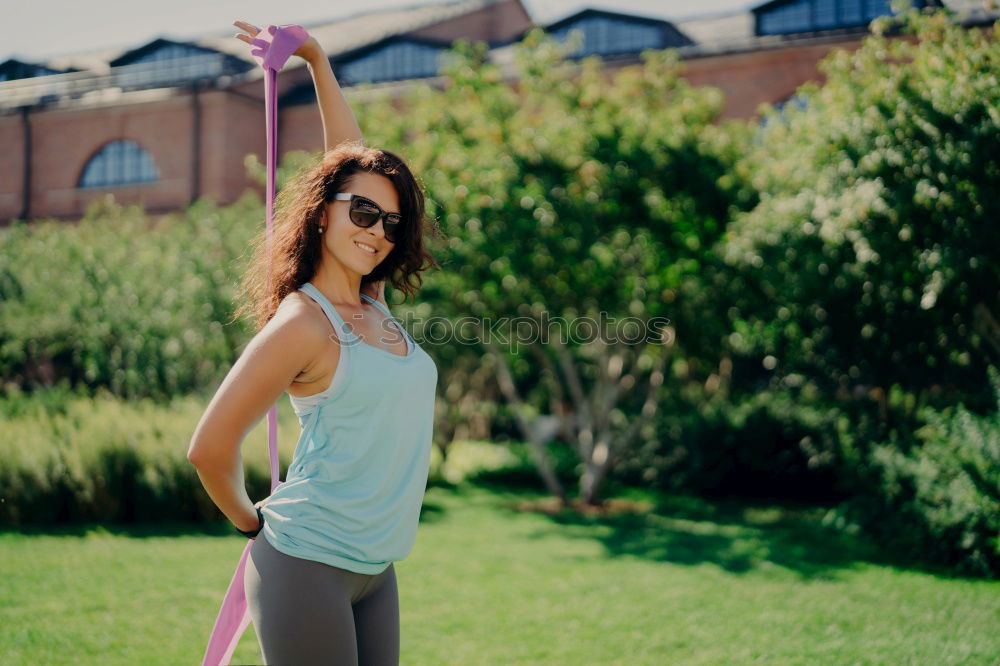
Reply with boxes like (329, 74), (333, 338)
(233, 21), (363, 152)
(300, 41), (364, 152)
(297, 41), (385, 303)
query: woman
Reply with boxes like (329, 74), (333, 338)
(186, 20), (440, 665)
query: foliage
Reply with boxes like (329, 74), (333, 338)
(722, 5), (999, 411)
(0, 387), (298, 526)
(707, 4), (1000, 574)
(0, 386), (529, 527)
(616, 383), (846, 502)
(837, 365), (1000, 577)
(0, 194), (262, 399)
(1, 3), (997, 576)
(360, 28), (755, 504)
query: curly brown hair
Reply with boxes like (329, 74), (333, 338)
(233, 140), (441, 331)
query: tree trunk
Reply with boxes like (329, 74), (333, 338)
(485, 336), (568, 504)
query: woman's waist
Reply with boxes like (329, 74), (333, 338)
(261, 483), (423, 537)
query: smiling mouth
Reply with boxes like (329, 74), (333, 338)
(354, 240), (378, 255)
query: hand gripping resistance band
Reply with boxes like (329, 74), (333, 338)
(200, 23), (310, 666)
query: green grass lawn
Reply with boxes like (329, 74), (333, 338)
(1, 481), (997, 665)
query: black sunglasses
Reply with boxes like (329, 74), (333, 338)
(332, 192), (402, 242)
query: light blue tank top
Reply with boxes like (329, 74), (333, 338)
(260, 281), (438, 575)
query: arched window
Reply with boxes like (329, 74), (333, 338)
(78, 140), (159, 188)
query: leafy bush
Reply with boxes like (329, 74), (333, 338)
(615, 384), (847, 502)
(0, 387), (300, 526)
(722, 5), (999, 410)
(427, 439), (522, 485)
(608, 6), (1000, 575)
(0, 193), (262, 399)
(835, 365), (1000, 577)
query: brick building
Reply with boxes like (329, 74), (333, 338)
(0, 0), (992, 224)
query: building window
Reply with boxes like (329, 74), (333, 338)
(114, 44), (226, 89)
(757, 0), (906, 36)
(337, 41), (444, 85)
(551, 16), (665, 57)
(840, 0), (867, 24)
(78, 140), (159, 188)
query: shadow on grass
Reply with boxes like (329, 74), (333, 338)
(0, 496), (452, 540)
(455, 469), (979, 582)
(1, 467), (983, 583)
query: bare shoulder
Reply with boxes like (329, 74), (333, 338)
(271, 290), (340, 384)
(266, 291), (334, 348)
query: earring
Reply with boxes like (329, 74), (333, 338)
(319, 225), (325, 234)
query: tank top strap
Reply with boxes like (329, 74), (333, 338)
(360, 292), (414, 352)
(299, 282), (359, 344)
(359, 292), (393, 319)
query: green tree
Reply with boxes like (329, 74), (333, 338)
(714, 3), (1000, 572)
(723, 4), (999, 411)
(362, 29), (752, 506)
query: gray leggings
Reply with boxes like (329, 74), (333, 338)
(244, 533), (399, 665)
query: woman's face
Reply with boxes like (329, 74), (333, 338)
(323, 171), (399, 275)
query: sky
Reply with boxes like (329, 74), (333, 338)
(3, 0), (757, 63)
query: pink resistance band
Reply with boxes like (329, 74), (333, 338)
(200, 23), (310, 666)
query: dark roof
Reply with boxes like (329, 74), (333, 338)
(541, 7), (696, 51)
(0, 58), (78, 81)
(108, 38), (229, 67)
(331, 33), (457, 65)
(751, 0), (944, 14)
(545, 7), (676, 31)
(751, 0), (797, 13)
